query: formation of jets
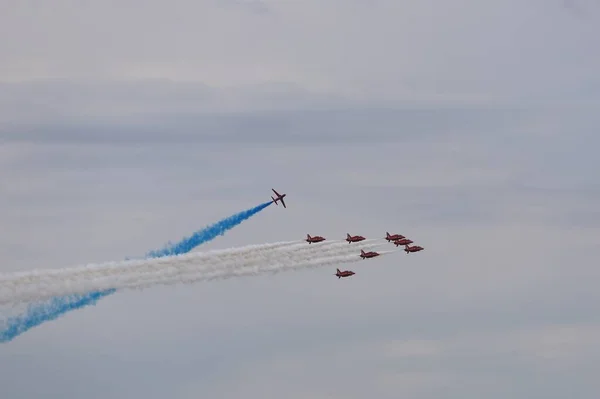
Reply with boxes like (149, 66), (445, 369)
(270, 189), (425, 279)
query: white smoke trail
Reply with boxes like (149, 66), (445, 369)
(0, 240), (392, 305)
(0, 248), (389, 305)
(4, 240), (302, 282)
(1, 240), (386, 296)
(127, 241), (387, 288)
(107, 250), (398, 293)
(0, 239), (384, 289)
(0, 239), (382, 287)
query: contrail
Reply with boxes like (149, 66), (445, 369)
(145, 201), (273, 257)
(85, 249), (397, 292)
(0, 240), (384, 291)
(0, 242), (393, 305)
(0, 201), (273, 343)
(0, 240), (380, 289)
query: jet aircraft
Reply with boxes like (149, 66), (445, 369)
(306, 234), (326, 244)
(345, 233), (366, 243)
(360, 249), (380, 259)
(335, 268), (355, 278)
(385, 232), (405, 241)
(404, 244), (424, 253)
(393, 238), (413, 246)
(271, 188), (287, 208)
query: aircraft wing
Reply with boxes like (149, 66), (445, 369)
(272, 188), (281, 197)
(280, 198), (286, 208)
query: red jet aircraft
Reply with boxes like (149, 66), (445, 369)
(335, 268), (355, 278)
(306, 234), (326, 244)
(271, 188), (287, 208)
(360, 249), (380, 259)
(393, 238), (413, 246)
(385, 232), (405, 242)
(404, 244), (424, 253)
(346, 233), (366, 243)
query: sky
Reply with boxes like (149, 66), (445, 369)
(1, 0), (600, 398)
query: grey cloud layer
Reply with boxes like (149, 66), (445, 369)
(1, 1), (599, 103)
(1, 0), (599, 397)
(2, 102), (600, 397)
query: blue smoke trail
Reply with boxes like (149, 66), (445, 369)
(0, 201), (272, 343)
(0, 290), (115, 342)
(145, 201), (272, 257)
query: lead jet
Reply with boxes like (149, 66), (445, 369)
(360, 249), (380, 259)
(345, 233), (366, 243)
(306, 234), (326, 244)
(393, 238), (413, 246)
(271, 188), (287, 208)
(404, 244), (424, 253)
(385, 232), (405, 242)
(335, 268), (355, 278)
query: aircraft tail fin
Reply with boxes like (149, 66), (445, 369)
(361, 249), (365, 255)
(271, 196), (277, 204)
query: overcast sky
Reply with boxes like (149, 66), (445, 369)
(1, 1), (600, 398)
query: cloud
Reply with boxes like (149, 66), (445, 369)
(176, 322), (600, 398)
(0, 80), (533, 146)
(1, 1), (600, 397)
(0, 79), (356, 127)
(2, 106), (600, 397)
(562, 0), (600, 19)
(224, 0), (271, 14)
(383, 339), (444, 358)
(1, 1), (599, 104)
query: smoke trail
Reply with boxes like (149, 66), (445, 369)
(1, 239), (379, 288)
(0, 242), (392, 304)
(145, 201), (273, 257)
(0, 240), (383, 293)
(0, 201), (273, 343)
(0, 291), (113, 343)
(107, 245), (393, 292)
(0, 240), (385, 295)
